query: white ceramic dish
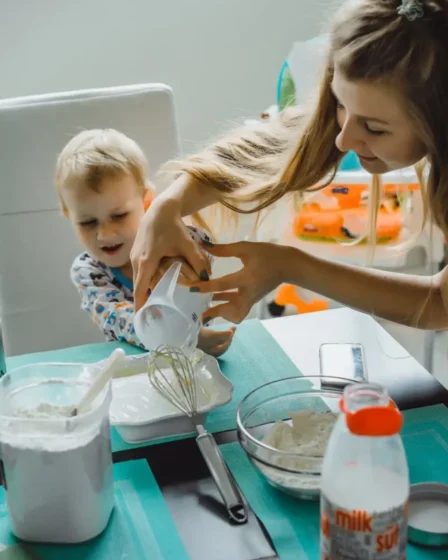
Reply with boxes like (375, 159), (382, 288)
(96, 351), (233, 444)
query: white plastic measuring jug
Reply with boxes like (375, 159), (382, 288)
(134, 261), (212, 353)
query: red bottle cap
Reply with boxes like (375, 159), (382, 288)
(340, 397), (403, 436)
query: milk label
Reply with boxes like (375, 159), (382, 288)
(320, 493), (408, 560)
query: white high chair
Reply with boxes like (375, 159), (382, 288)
(0, 84), (180, 355)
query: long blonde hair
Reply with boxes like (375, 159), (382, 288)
(162, 0), (448, 239)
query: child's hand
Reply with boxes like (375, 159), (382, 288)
(197, 326), (236, 357)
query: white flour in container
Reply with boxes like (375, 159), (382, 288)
(0, 403), (114, 543)
(14, 403), (73, 419)
(258, 411), (337, 495)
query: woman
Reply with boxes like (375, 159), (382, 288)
(131, 0), (448, 330)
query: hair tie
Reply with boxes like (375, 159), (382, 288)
(397, 0), (425, 21)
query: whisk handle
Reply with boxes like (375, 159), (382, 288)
(196, 430), (248, 524)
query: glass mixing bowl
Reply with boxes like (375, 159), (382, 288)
(236, 376), (358, 500)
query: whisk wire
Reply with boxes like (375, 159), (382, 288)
(148, 346), (198, 417)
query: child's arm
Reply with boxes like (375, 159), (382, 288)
(70, 255), (145, 348)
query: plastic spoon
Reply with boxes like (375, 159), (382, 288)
(71, 348), (126, 416)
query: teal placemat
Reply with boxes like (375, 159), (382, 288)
(0, 460), (189, 560)
(221, 404), (448, 560)
(6, 319), (302, 453)
(207, 319), (302, 431)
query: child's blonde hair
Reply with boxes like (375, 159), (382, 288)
(162, 0), (448, 240)
(56, 128), (149, 211)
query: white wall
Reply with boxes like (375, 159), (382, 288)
(1, 0), (340, 153)
(0, 0), (343, 348)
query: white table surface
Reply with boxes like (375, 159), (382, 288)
(261, 308), (444, 409)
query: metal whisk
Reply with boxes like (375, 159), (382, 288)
(148, 346), (248, 524)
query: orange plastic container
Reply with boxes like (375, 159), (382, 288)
(274, 284), (329, 314)
(293, 170), (419, 243)
(323, 183), (365, 209)
(294, 206), (402, 242)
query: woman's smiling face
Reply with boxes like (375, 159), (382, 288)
(332, 67), (427, 174)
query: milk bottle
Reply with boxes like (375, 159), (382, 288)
(320, 383), (409, 559)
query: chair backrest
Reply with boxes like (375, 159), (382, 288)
(0, 84), (180, 356)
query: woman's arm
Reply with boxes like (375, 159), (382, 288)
(155, 173), (217, 217)
(194, 242), (448, 331)
(285, 247), (447, 330)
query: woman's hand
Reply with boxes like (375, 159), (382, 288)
(131, 198), (210, 311)
(197, 326), (236, 357)
(149, 256), (200, 291)
(194, 241), (291, 324)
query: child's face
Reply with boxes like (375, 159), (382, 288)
(63, 173), (146, 268)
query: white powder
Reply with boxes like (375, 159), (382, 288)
(14, 403), (73, 419)
(0, 403), (114, 544)
(258, 410), (337, 496)
(110, 368), (213, 424)
(408, 499), (448, 533)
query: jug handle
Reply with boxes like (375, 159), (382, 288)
(151, 262), (182, 302)
(166, 262), (182, 298)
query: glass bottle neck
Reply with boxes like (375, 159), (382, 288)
(344, 383), (389, 413)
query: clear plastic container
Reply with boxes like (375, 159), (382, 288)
(0, 362), (114, 544)
(320, 383), (409, 558)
